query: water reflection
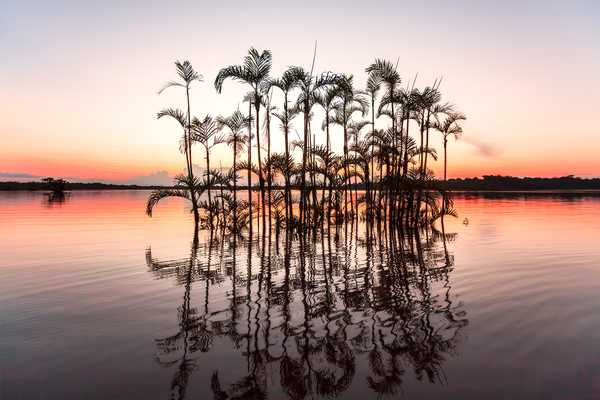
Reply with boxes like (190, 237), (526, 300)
(43, 191), (70, 207)
(146, 222), (468, 399)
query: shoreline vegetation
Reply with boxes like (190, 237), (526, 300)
(3, 175), (600, 192)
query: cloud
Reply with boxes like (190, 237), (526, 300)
(124, 170), (173, 186)
(461, 137), (499, 157)
(0, 172), (40, 178)
(0, 172), (41, 182)
(191, 163), (230, 175)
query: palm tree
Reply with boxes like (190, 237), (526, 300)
(311, 145), (340, 222)
(215, 48), (272, 216)
(217, 110), (250, 230)
(155, 108), (203, 222)
(364, 72), (381, 210)
(348, 120), (370, 214)
(314, 85), (343, 215)
(369, 61), (406, 222)
(191, 115), (223, 226)
(425, 99), (453, 177)
(331, 75), (368, 219)
(366, 59), (401, 166)
(157, 61), (203, 224)
(291, 66), (340, 225)
(413, 85), (442, 179)
(433, 112), (466, 182)
(259, 89), (276, 224)
(271, 67), (304, 220)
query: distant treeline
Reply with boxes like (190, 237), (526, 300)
(2, 175), (600, 191)
(447, 175), (600, 191)
(0, 181), (169, 191)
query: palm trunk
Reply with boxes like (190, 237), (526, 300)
(370, 95), (375, 215)
(248, 101), (253, 233)
(219, 162), (225, 231)
(300, 98), (309, 225)
(185, 86), (199, 225)
(353, 136), (358, 219)
(233, 138), (238, 231)
(254, 90), (265, 227)
(385, 91), (395, 220)
(323, 113), (330, 222)
(311, 131), (318, 224)
(325, 111), (333, 223)
(423, 109), (431, 176)
(444, 137), (448, 182)
(422, 109), (432, 223)
(283, 92), (292, 222)
(402, 109), (410, 178)
(414, 113), (427, 225)
(443, 137), (448, 212)
(206, 147), (212, 227)
(343, 101), (350, 220)
(266, 104), (272, 228)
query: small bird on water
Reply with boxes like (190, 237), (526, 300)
(463, 218), (469, 225)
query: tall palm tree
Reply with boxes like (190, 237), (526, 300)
(314, 85), (343, 216)
(425, 99), (453, 177)
(364, 72), (381, 210)
(348, 119), (370, 214)
(413, 85), (442, 179)
(155, 108), (202, 221)
(271, 67), (304, 219)
(157, 61), (203, 223)
(215, 48), (272, 215)
(259, 89), (276, 224)
(242, 92), (255, 231)
(191, 115), (223, 226)
(366, 59), (401, 166)
(292, 66), (340, 225)
(433, 112), (466, 182)
(369, 62), (405, 222)
(217, 110), (250, 229)
(331, 75), (368, 219)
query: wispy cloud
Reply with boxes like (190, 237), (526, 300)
(461, 137), (499, 157)
(0, 172), (40, 178)
(123, 170), (173, 186)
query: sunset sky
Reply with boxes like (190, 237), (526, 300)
(2, 0), (599, 184)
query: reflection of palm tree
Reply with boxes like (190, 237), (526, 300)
(43, 191), (68, 207)
(147, 230), (216, 399)
(148, 232), (200, 399)
(147, 217), (468, 398)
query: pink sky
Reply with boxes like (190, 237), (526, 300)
(2, 1), (599, 184)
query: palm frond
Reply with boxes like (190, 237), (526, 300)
(146, 189), (190, 217)
(157, 108), (187, 128)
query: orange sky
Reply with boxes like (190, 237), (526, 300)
(2, 1), (599, 184)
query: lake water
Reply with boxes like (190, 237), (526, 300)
(2, 190), (600, 399)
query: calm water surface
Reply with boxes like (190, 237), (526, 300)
(2, 191), (600, 399)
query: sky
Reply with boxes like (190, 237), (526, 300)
(1, 0), (600, 184)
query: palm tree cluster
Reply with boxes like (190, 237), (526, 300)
(147, 49), (466, 232)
